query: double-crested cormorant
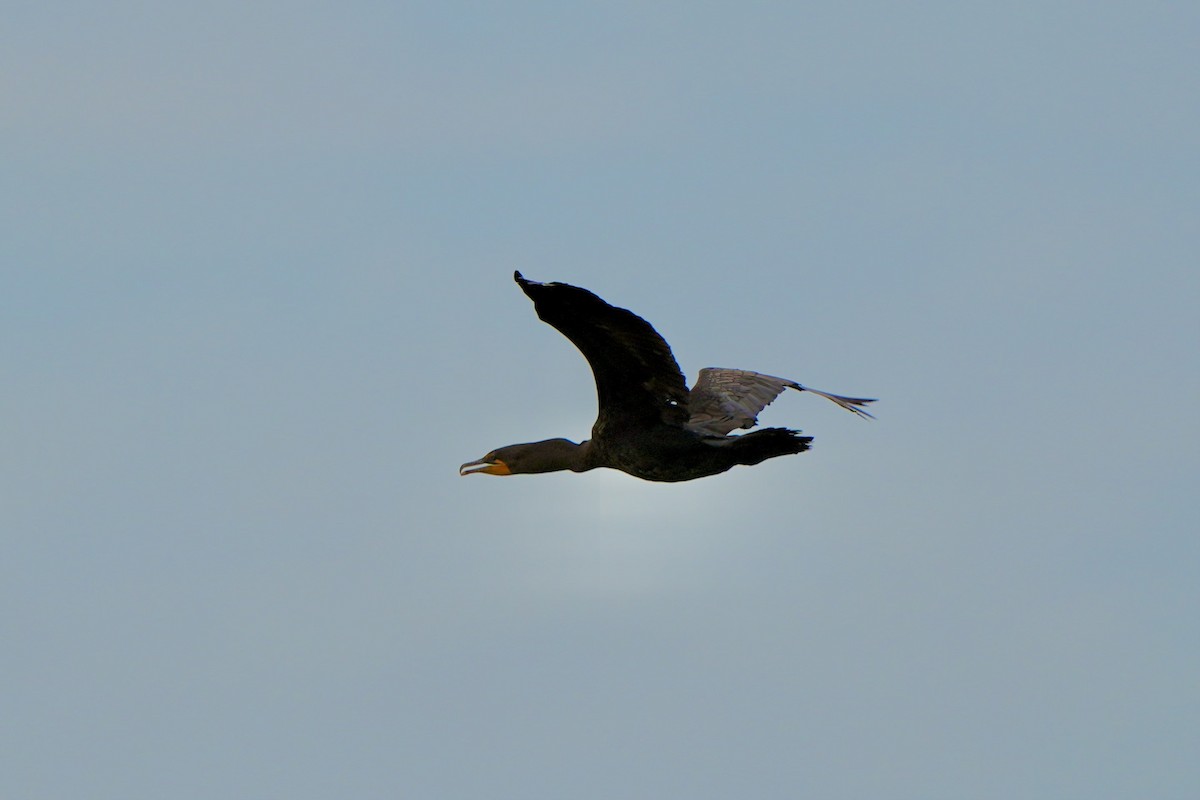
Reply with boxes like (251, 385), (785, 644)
(459, 272), (874, 483)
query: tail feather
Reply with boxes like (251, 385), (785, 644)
(728, 427), (812, 466)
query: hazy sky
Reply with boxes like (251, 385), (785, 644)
(4, 2), (1198, 798)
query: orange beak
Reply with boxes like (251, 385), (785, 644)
(459, 457), (512, 476)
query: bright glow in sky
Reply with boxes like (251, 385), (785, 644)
(4, 2), (1198, 798)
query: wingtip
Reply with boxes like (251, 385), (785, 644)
(514, 270), (542, 288)
(797, 385), (878, 420)
(515, 271), (549, 300)
(839, 397), (877, 420)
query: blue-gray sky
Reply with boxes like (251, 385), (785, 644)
(4, 2), (1198, 798)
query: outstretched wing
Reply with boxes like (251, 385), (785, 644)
(514, 272), (690, 432)
(687, 368), (875, 435)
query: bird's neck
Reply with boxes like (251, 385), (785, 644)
(545, 438), (595, 473)
(507, 438), (597, 474)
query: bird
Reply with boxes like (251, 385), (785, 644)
(459, 272), (875, 483)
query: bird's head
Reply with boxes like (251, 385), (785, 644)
(459, 439), (586, 476)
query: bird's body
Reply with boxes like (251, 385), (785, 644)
(459, 273), (874, 482)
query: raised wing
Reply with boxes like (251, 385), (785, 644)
(687, 368), (875, 435)
(514, 272), (690, 432)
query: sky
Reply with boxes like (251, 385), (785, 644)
(4, 1), (1198, 798)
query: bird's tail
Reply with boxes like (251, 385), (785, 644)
(728, 427), (813, 465)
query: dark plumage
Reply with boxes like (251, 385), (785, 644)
(459, 272), (874, 482)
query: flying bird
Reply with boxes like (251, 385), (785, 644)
(459, 272), (875, 483)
